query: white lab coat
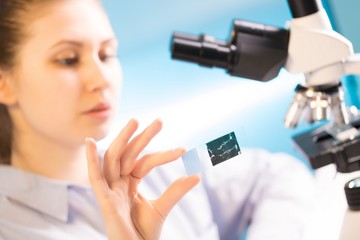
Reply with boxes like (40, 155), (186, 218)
(140, 148), (316, 240)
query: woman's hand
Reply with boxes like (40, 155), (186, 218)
(85, 119), (200, 240)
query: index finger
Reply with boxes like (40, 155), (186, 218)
(103, 119), (139, 183)
(120, 119), (163, 176)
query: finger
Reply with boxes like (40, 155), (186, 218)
(131, 148), (185, 180)
(120, 119), (163, 176)
(153, 175), (200, 219)
(85, 137), (110, 199)
(103, 119), (139, 183)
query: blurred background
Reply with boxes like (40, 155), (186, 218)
(100, 0), (360, 167)
(101, 0), (299, 156)
(100, 1), (360, 239)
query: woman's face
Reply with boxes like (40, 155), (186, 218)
(9, 0), (122, 145)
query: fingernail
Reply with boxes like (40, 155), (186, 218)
(174, 148), (186, 155)
(190, 173), (202, 181)
(153, 118), (163, 126)
(85, 137), (94, 143)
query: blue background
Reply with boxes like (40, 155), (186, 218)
(100, 0), (360, 168)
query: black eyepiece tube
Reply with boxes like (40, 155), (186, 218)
(287, 0), (322, 18)
(171, 32), (234, 69)
(170, 20), (289, 82)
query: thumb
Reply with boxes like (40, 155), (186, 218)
(85, 138), (110, 199)
(153, 175), (200, 219)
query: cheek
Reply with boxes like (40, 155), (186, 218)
(15, 71), (80, 127)
(22, 88), (77, 129)
(22, 69), (78, 102)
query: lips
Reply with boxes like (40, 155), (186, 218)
(87, 103), (110, 112)
(84, 102), (112, 120)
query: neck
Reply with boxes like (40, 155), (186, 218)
(11, 132), (90, 186)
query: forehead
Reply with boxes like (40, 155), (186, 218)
(24, 0), (115, 47)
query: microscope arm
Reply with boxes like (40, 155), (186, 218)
(307, 53), (360, 87)
(285, 8), (353, 81)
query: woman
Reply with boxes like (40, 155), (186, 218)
(0, 0), (199, 239)
(0, 0), (315, 239)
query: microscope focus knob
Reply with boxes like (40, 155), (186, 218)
(345, 177), (360, 210)
(340, 178), (360, 240)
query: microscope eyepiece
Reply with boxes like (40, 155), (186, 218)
(170, 20), (289, 82)
(171, 32), (234, 69)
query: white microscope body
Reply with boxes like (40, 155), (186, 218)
(170, 1), (360, 238)
(285, 6), (360, 239)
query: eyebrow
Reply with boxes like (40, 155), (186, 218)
(49, 37), (118, 50)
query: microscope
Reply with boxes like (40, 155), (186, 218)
(170, 0), (360, 239)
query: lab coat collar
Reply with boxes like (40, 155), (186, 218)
(0, 165), (87, 222)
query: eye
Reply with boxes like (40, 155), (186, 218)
(54, 50), (79, 66)
(99, 46), (117, 62)
(57, 57), (79, 66)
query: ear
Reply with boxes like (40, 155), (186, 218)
(0, 69), (17, 106)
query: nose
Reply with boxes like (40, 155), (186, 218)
(84, 59), (111, 92)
